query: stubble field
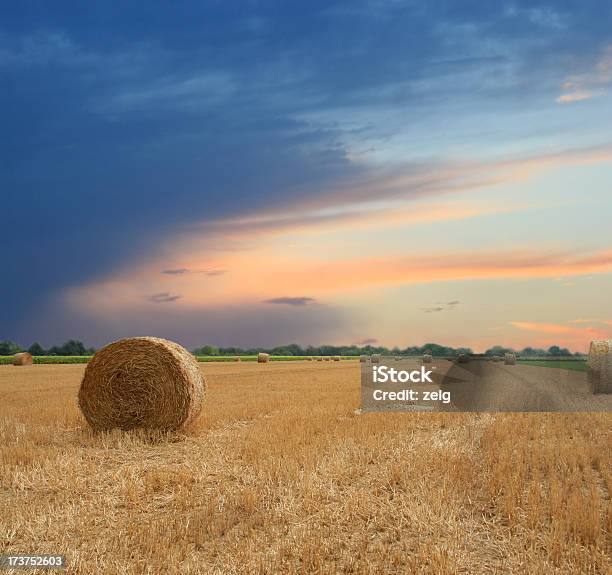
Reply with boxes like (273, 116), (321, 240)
(1, 362), (610, 574)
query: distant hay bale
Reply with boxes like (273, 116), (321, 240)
(234, 356), (241, 362)
(316, 357), (323, 362)
(588, 340), (612, 394)
(458, 354), (469, 364)
(359, 355), (367, 363)
(504, 353), (516, 365)
(333, 356), (340, 361)
(13, 352), (33, 366)
(307, 357), (313, 361)
(257, 353), (270, 363)
(371, 354), (381, 364)
(78, 337), (205, 432)
(395, 356), (401, 361)
(324, 356), (331, 361)
(422, 354), (432, 364)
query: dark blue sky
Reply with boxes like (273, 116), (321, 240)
(2, 1), (611, 348)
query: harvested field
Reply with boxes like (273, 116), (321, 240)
(1, 362), (611, 574)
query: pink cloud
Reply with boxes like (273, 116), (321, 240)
(510, 321), (611, 351)
(556, 91), (597, 104)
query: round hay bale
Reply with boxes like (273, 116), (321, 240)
(359, 355), (367, 363)
(458, 354), (469, 364)
(316, 357), (323, 362)
(13, 352), (33, 366)
(588, 340), (612, 394)
(78, 337), (205, 432)
(257, 353), (270, 363)
(422, 354), (432, 364)
(234, 356), (241, 362)
(332, 356), (340, 361)
(504, 352), (516, 365)
(324, 356), (331, 361)
(371, 354), (381, 364)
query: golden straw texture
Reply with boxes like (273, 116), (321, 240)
(504, 353), (516, 365)
(257, 353), (270, 363)
(13, 352), (33, 366)
(588, 340), (611, 394)
(78, 337), (205, 432)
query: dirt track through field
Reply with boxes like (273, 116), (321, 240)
(440, 360), (612, 412)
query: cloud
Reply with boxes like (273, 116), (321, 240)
(147, 292), (182, 303)
(70, 247), (612, 314)
(509, 320), (612, 351)
(197, 144), (612, 242)
(510, 321), (610, 339)
(556, 44), (612, 104)
(263, 296), (317, 306)
(556, 91), (597, 104)
(423, 300), (459, 313)
(357, 338), (378, 345)
(161, 268), (227, 276)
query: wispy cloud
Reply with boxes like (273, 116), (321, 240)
(263, 296), (316, 306)
(147, 292), (182, 303)
(422, 300), (460, 313)
(357, 338), (378, 345)
(556, 44), (612, 104)
(509, 320), (612, 351)
(510, 321), (610, 339)
(556, 91), (597, 104)
(161, 268), (227, 276)
(197, 144), (612, 242)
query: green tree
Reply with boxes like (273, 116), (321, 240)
(28, 342), (46, 355)
(0, 340), (21, 355)
(193, 345), (219, 356)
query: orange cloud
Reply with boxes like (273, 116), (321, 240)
(510, 321), (611, 351)
(556, 91), (597, 104)
(556, 44), (611, 104)
(68, 248), (612, 313)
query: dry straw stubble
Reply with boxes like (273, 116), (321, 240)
(78, 337), (205, 432)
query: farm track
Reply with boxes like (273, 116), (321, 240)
(441, 361), (612, 411)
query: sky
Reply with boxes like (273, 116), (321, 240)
(2, 1), (611, 352)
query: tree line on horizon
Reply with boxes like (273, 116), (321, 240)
(0, 339), (581, 357)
